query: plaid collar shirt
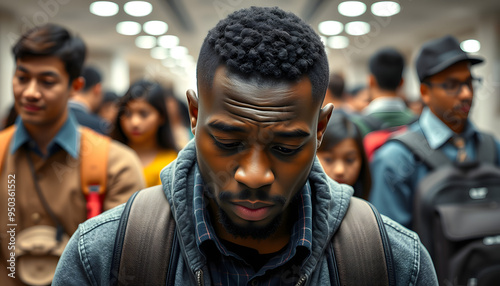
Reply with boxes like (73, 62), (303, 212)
(193, 169), (313, 286)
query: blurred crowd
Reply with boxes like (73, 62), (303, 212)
(0, 17), (498, 286)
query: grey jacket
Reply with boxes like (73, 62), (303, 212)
(53, 140), (438, 285)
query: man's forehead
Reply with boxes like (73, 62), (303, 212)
(199, 67), (317, 124)
(431, 61), (471, 80)
(16, 57), (66, 75)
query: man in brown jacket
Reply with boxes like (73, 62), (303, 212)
(0, 23), (145, 286)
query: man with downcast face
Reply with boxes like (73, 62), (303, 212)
(54, 7), (438, 285)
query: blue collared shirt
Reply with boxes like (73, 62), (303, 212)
(369, 107), (500, 228)
(11, 112), (80, 159)
(193, 168), (312, 285)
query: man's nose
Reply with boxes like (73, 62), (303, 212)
(234, 146), (275, 189)
(458, 82), (473, 100)
(23, 80), (42, 100)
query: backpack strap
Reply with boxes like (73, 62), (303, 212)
(110, 187), (394, 285)
(391, 130), (450, 169)
(110, 185), (176, 286)
(0, 125), (16, 174)
(333, 197), (396, 286)
(477, 133), (497, 164)
(80, 127), (110, 219)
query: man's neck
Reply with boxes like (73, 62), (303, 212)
(24, 113), (67, 155)
(370, 88), (398, 100)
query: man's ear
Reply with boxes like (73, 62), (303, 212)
(398, 78), (404, 89)
(368, 74), (377, 88)
(420, 83), (431, 106)
(186, 89), (199, 135)
(70, 76), (85, 96)
(316, 103), (334, 148)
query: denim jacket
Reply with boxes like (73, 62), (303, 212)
(53, 140), (438, 285)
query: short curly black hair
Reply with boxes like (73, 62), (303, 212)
(197, 6), (329, 103)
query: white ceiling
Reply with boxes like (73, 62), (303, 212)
(1, 0), (499, 94)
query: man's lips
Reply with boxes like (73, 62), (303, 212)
(231, 200), (274, 210)
(456, 102), (472, 113)
(230, 200), (274, 221)
(22, 104), (42, 112)
(460, 104), (471, 113)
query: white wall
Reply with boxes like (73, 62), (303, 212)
(0, 11), (16, 127)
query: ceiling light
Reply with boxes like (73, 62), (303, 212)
(327, 36), (350, 49)
(371, 1), (401, 17)
(170, 46), (188, 59)
(116, 21), (141, 36)
(318, 21), (343, 36)
(162, 58), (176, 68)
(124, 1), (152, 17)
(143, 20), (168, 35)
(135, 35), (156, 49)
(90, 1), (119, 17)
(150, 47), (168, 59)
(158, 35), (179, 48)
(345, 21), (370, 36)
(338, 1), (367, 17)
(460, 39), (480, 53)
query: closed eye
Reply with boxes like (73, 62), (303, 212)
(211, 136), (243, 151)
(272, 145), (301, 156)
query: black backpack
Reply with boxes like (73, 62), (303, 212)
(109, 186), (396, 286)
(392, 131), (500, 286)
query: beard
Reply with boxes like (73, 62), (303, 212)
(212, 189), (299, 240)
(217, 205), (283, 240)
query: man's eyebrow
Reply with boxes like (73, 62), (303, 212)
(16, 66), (29, 73)
(274, 129), (310, 138)
(208, 121), (246, 133)
(16, 65), (60, 78)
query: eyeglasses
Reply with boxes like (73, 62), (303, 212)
(424, 77), (482, 96)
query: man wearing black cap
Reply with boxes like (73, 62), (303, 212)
(369, 35), (500, 229)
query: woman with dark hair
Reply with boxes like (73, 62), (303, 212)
(317, 112), (372, 200)
(112, 79), (178, 187)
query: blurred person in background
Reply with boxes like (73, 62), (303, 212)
(343, 84), (371, 114)
(369, 35), (499, 228)
(96, 90), (120, 130)
(357, 47), (416, 136)
(0, 23), (144, 286)
(1, 104), (18, 130)
(317, 112), (372, 200)
(323, 72), (346, 110)
(112, 79), (178, 187)
(69, 65), (110, 135)
(164, 88), (192, 150)
(405, 96), (425, 116)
